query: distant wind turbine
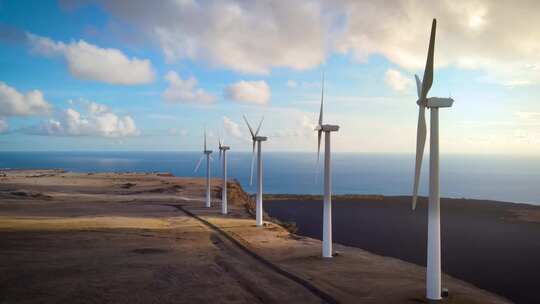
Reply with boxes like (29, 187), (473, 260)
(315, 73), (339, 258)
(243, 115), (267, 227)
(411, 18), (454, 301)
(194, 127), (213, 208)
(218, 135), (230, 215)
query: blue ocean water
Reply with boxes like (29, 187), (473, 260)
(1, 151), (539, 205)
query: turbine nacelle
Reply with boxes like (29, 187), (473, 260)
(243, 115), (265, 186)
(417, 97), (454, 108)
(219, 146), (230, 150)
(194, 127), (214, 173)
(319, 124), (340, 132)
(427, 97), (454, 108)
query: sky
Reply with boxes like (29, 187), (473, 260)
(0, 0), (539, 154)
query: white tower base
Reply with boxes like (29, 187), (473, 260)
(427, 108), (442, 300)
(205, 154), (211, 208)
(322, 131), (333, 258)
(256, 140), (263, 227)
(222, 150), (228, 215)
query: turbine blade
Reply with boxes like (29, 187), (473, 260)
(250, 140), (256, 185)
(421, 19), (436, 100)
(209, 155), (214, 162)
(317, 130), (322, 164)
(412, 105), (427, 210)
(319, 72), (324, 125)
(204, 128), (207, 151)
(194, 154), (204, 173)
(415, 74), (422, 99)
(243, 115), (255, 138)
(255, 116), (264, 137)
(219, 149), (222, 166)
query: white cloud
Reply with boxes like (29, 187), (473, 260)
(0, 82), (51, 116)
(224, 80), (270, 105)
(0, 119), (7, 133)
(384, 69), (413, 92)
(96, 0), (329, 74)
(274, 114), (317, 138)
(286, 81), (321, 92)
(515, 111), (540, 125)
(223, 116), (242, 138)
(168, 128), (188, 136)
(28, 34), (155, 85)
(300, 114), (317, 132)
(286, 80), (298, 88)
(162, 71), (215, 104)
(31, 100), (138, 137)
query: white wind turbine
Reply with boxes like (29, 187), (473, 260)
(315, 73), (339, 258)
(194, 128), (213, 208)
(411, 18), (454, 301)
(218, 135), (230, 215)
(243, 115), (266, 227)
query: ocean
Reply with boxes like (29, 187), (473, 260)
(1, 151), (539, 205)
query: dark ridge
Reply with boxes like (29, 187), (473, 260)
(265, 196), (540, 304)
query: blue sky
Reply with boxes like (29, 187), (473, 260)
(0, 0), (539, 154)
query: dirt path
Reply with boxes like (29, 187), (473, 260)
(174, 204), (336, 303)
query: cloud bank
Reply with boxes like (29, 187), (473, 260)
(223, 116), (243, 139)
(30, 100), (138, 137)
(97, 0), (329, 74)
(384, 69), (413, 92)
(89, 0), (540, 85)
(224, 80), (270, 105)
(0, 82), (52, 117)
(162, 71), (215, 104)
(28, 34), (155, 85)
(0, 119), (7, 133)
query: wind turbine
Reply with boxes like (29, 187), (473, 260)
(411, 19), (454, 301)
(194, 128), (213, 208)
(243, 115), (266, 227)
(315, 73), (339, 258)
(218, 135), (230, 215)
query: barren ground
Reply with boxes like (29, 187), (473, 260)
(0, 170), (510, 303)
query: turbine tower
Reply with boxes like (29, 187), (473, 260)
(315, 73), (339, 258)
(411, 19), (454, 301)
(243, 115), (266, 227)
(218, 136), (230, 215)
(194, 128), (213, 208)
